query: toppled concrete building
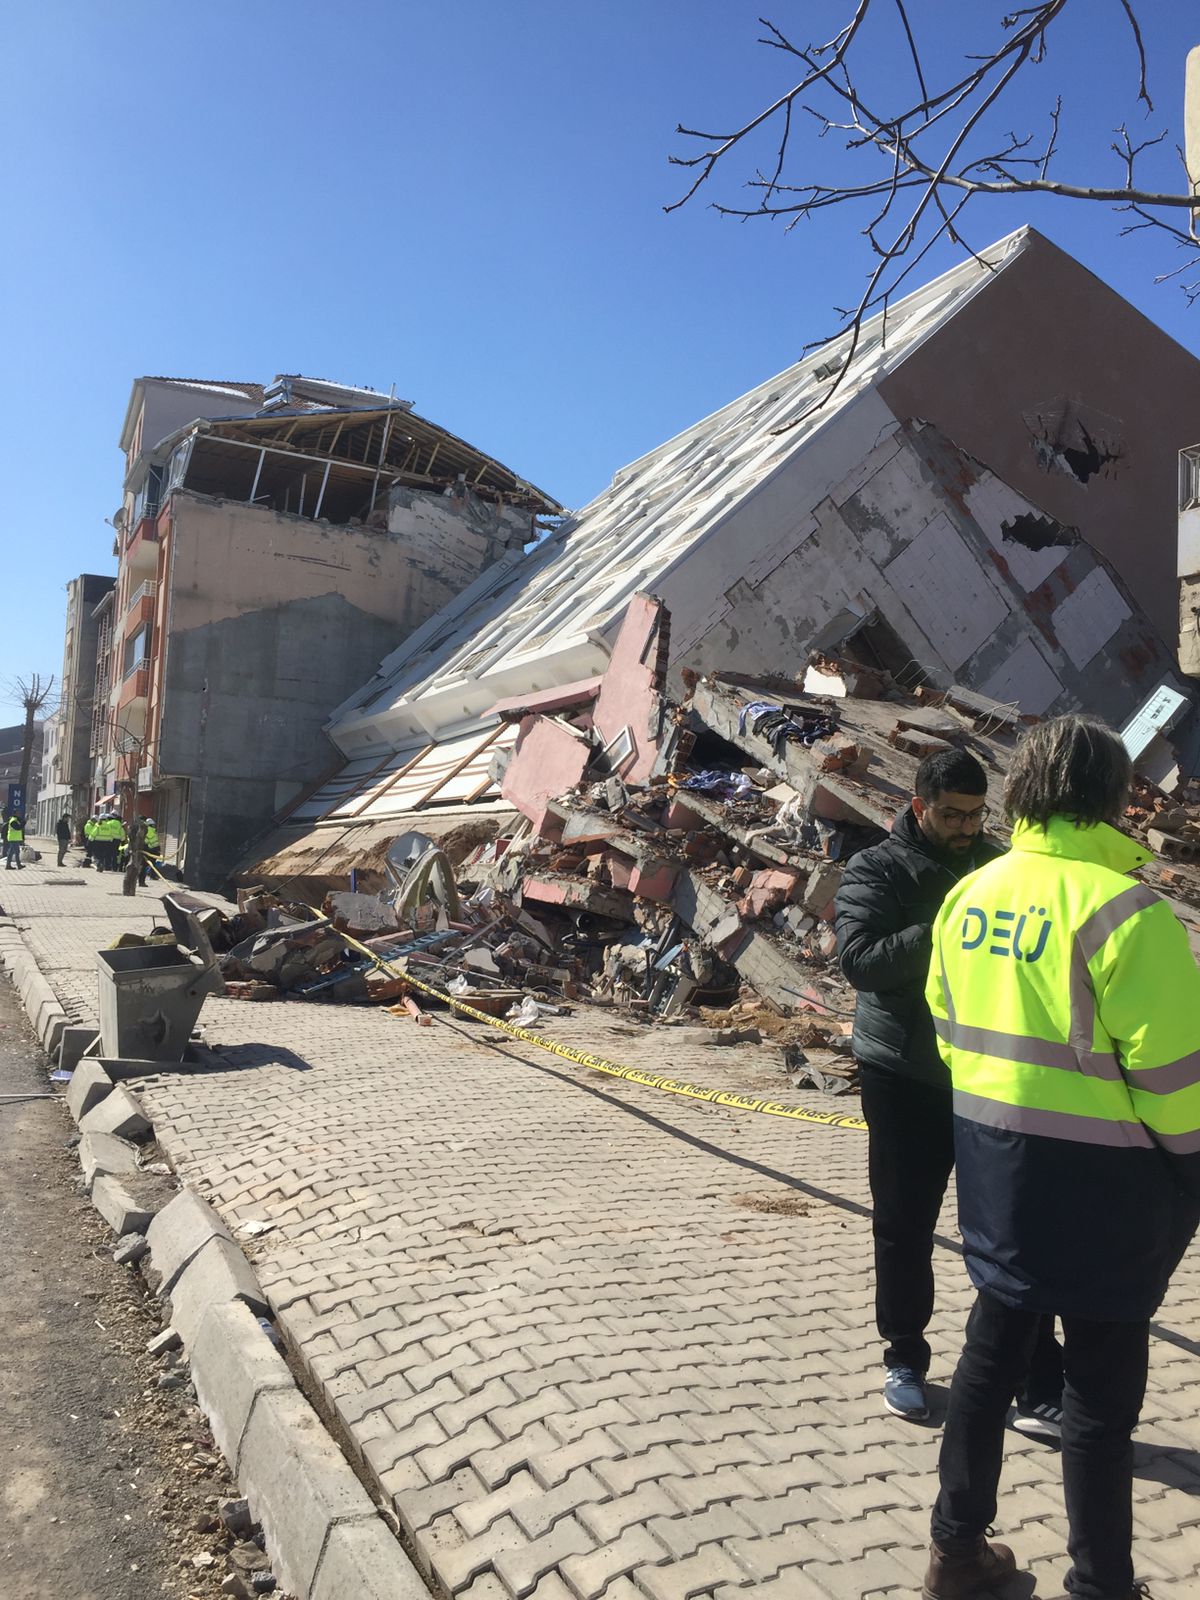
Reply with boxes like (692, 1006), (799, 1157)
(223, 595), (1200, 1105)
(102, 374), (559, 885)
(245, 228), (1198, 892)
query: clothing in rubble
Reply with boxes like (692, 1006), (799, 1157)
(737, 699), (838, 757)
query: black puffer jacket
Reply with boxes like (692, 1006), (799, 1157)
(834, 805), (1002, 1086)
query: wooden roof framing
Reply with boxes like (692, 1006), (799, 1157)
(195, 406), (559, 515)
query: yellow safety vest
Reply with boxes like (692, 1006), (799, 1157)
(927, 815), (1200, 1318)
(929, 816), (1200, 1150)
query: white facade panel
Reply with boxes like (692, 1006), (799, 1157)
(1050, 568), (1131, 670)
(978, 637), (1064, 715)
(882, 513), (1008, 671)
(1179, 504), (1200, 578)
(964, 476), (1071, 592)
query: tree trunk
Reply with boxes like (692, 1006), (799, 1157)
(17, 703), (35, 795)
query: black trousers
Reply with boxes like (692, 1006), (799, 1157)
(859, 1065), (1061, 1399)
(933, 1290), (1149, 1599)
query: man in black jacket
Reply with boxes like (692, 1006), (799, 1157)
(835, 748), (1062, 1425)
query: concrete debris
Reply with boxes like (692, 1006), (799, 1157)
(199, 598), (1200, 1099)
(219, 1498), (255, 1538)
(113, 1231), (151, 1266)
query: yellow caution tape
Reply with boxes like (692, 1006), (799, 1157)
(144, 858), (865, 1133)
(335, 925), (868, 1134)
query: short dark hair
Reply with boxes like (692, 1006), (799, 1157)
(1005, 714), (1131, 829)
(915, 747), (987, 801)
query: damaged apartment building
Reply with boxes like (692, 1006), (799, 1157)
(245, 227), (1200, 893)
(100, 373), (559, 884)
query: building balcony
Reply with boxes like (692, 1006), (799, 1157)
(116, 749), (147, 787)
(124, 511), (161, 575)
(124, 580), (158, 632)
(116, 661), (150, 714)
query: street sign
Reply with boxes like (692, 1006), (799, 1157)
(6, 783), (25, 815)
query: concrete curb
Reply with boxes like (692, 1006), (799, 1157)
(79, 1129), (140, 1187)
(66, 1059), (114, 1121)
(78, 1084), (153, 1141)
(0, 918), (431, 1600)
(92, 1172), (157, 1235)
(0, 929), (71, 1057)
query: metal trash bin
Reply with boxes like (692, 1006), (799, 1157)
(96, 892), (225, 1062)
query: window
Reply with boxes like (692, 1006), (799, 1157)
(1181, 445), (1200, 513)
(131, 464), (164, 526)
(164, 440), (192, 497)
(123, 625), (151, 678)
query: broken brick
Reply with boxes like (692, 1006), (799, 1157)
(815, 734), (861, 773)
(736, 867), (802, 920)
(890, 728), (955, 759)
(603, 851), (679, 902)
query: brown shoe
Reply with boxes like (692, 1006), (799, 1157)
(922, 1537), (1018, 1599)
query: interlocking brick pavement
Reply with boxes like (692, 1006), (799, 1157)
(4, 851), (1200, 1599)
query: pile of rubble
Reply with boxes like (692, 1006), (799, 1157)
(1126, 776), (1200, 869)
(212, 596), (1200, 1099)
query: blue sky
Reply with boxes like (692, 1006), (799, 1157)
(1, 0), (1197, 720)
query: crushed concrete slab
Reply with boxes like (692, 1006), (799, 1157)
(57, 1023), (99, 1071)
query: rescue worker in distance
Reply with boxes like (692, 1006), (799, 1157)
(4, 811), (25, 869)
(138, 816), (160, 887)
(922, 715), (1200, 1600)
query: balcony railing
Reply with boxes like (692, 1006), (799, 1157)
(126, 578), (158, 614)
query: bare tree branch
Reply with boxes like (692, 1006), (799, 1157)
(6, 674), (57, 800)
(668, 1), (1199, 372)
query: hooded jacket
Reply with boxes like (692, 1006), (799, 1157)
(834, 804), (1002, 1087)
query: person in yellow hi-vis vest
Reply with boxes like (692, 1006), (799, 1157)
(920, 715), (1200, 1600)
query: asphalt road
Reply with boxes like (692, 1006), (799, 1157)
(0, 978), (231, 1600)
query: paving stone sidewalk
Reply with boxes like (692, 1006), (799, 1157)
(4, 852), (1200, 1599)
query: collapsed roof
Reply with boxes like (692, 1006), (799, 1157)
(125, 373), (561, 524)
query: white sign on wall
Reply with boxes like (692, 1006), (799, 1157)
(1121, 682), (1189, 760)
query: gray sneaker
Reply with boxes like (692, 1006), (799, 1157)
(884, 1364), (929, 1420)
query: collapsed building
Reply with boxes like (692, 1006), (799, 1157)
(223, 228), (1200, 1055)
(218, 593), (1200, 1098)
(102, 375), (559, 885)
(246, 227), (1200, 899)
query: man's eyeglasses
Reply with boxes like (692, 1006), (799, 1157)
(930, 803), (989, 830)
